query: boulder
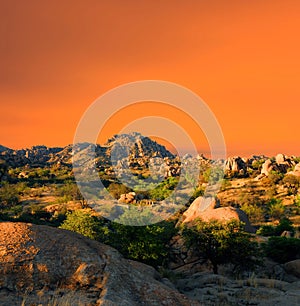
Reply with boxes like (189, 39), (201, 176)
(284, 260), (300, 278)
(287, 162), (300, 177)
(118, 192), (137, 204)
(182, 197), (255, 232)
(0, 222), (195, 306)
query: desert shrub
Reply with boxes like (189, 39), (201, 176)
(267, 198), (285, 221)
(256, 225), (277, 236)
(294, 195), (300, 207)
(149, 177), (179, 201)
(275, 218), (295, 236)
(268, 171), (284, 185)
(0, 183), (19, 208)
(263, 237), (300, 263)
(283, 175), (300, 195)
(220, 179), (232, 191)
(108, 183), (132, 199)
(240, 202), (265, 223)
(203, 166), (224, 183)
(182, 219), (262, 274)
(257, 218), (295, 236)
(188, 186), (205, 204)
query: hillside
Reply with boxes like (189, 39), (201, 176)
(0, 135), (300, 305)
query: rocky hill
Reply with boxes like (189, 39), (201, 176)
(0, 133), (174, 169)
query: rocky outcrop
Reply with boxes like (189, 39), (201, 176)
(176, 271), (300, 306)
(0, 222), (196, 306)
(225, 156), (247, 177)
(0, 133), (175, 171)
(260, 154), (295, 177)
(182, 197), (254, 232)
(287, 163), (300, 177)
(118, 192), (137, 204)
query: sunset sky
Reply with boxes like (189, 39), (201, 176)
(1, 0), (300, 157)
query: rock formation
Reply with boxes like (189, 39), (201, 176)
(0, 222), (196, 306)
(259, 154), (295, 177)
(182, 197), (254, 232)
(224, 156), (247, 177)
(287, 163), (300, 177)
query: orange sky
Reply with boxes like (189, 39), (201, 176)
(1, 0), (300, 157)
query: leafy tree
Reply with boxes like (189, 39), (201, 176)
(263, 237), (300, 263)
(59, 210), (109, 241)
(109, 208), (177, 267)
(182, 219), (262, 274)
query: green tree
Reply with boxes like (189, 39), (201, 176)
(182, 219), (262, 274)
(59, 210), (109, 241)
(110, 208), (177, 267)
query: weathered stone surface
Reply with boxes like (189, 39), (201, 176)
(287, 162), (300, 177)
(0, 222), (197, 306)
(182, 197), (254, 232)
(225, 157), (247, 176)
(284, 260), (300, 278)
(176, 271), (300, 306)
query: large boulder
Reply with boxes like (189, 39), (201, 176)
(182, 197), (254, 232)
(0, 222), (196, 306)
(283, 259), (300, 278)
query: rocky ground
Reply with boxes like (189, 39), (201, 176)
(0, 222), (196, 306)
(0, 222), (299, 306)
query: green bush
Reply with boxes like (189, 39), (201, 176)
(110, 214), (177, 267)
(240, 202), (265, 223)
(108, 183), (132, 199)
(263, 237), (300, 263)
(59, 210), (109, 241)
(267, 198), (285, 221)
(182, 219), (262, 274)
(0, 183), (19, 208)
(149, 177), (179, 201)
(257, 218), (295, 237)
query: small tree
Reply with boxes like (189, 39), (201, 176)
(182, 219), (262, 274)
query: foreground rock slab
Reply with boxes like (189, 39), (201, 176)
(0, 222), (198, 306)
